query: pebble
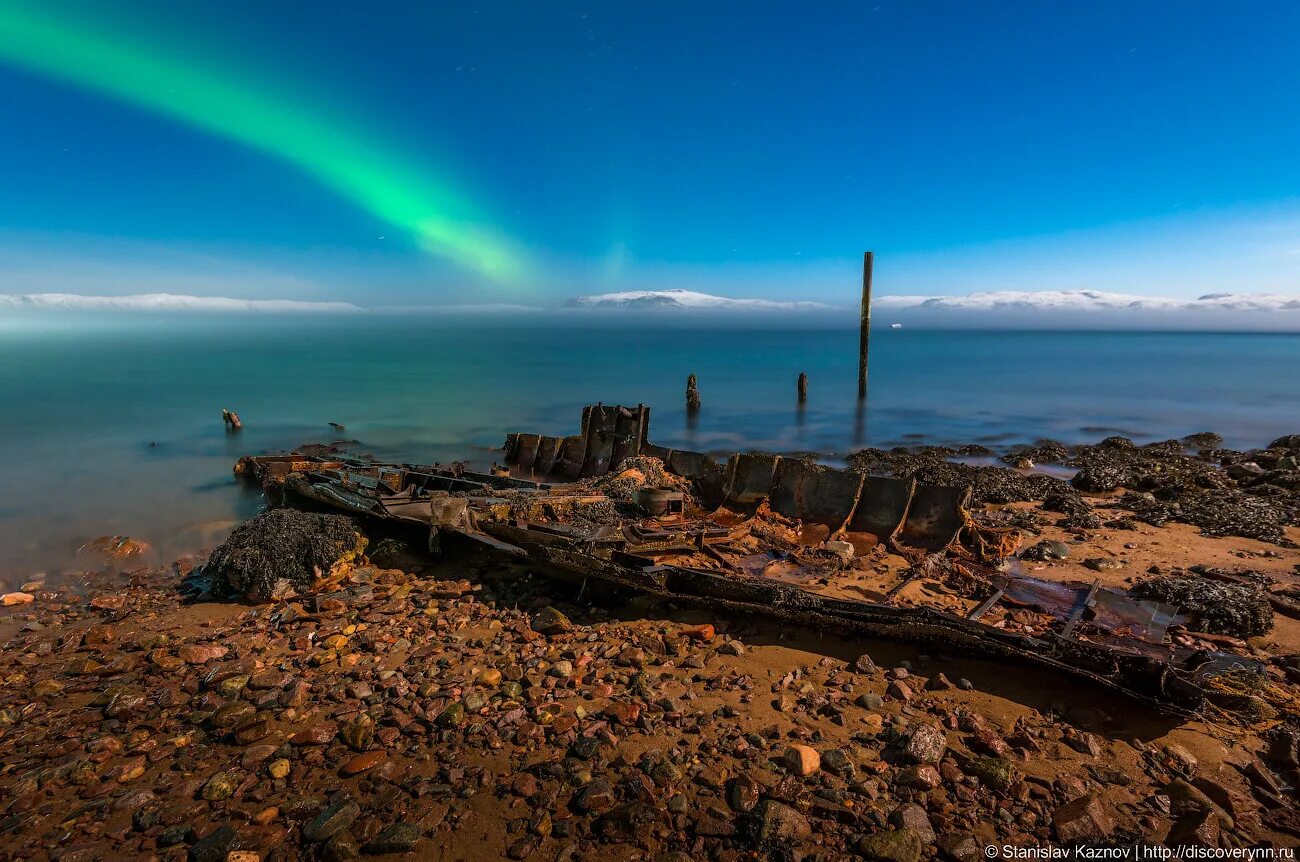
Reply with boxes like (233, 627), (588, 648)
(339, 750), (386, 776)
(188, 825), (236, 862)
(1052, 794), (1115, 843)
(781, 743), (820, 776)
(530, 606), (571, 635)
(679, 623), (714, 642)
(291, 723), (338, 746)
(755, 799), (811, 843)
(361, 822), (421, 854)
(902, 724), (947, 764)
(303, 798), (361, 843)
(858, 827), (923, 862)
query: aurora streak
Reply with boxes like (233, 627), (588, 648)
(0, 3), (522, 282)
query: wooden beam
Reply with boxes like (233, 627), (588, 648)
(858, 251), (874, 399)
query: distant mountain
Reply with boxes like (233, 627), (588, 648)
(563, 288), (832, 311)
(874, 289), (1300, 313)
(0, 292), (361, 313)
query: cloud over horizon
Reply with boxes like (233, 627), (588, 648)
(5, 288), (1300, 330)
(873, 289), (1300, 313)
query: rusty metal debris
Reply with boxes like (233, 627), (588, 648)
(237, 404), (1213, 713)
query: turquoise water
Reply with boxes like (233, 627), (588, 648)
(1, 316), (1297, 577)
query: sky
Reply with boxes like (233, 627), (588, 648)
(1, 0), (1299, 314)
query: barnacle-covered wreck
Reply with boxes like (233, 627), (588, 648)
(236, 404), (1244, 713)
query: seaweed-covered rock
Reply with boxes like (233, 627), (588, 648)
(1183, 432), (1224, 450)
(1071, 463), (1131, 493)
(1000, 440), (1069, 466)
(1042, 488), (1089, 516)
(205, 509), (367, 602)
(1267, 434), (1300, 451)
(1131, 576), (1273, 638)
(1119, 490), (1293, 546)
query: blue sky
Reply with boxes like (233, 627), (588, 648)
(1, 0), (1298, 308)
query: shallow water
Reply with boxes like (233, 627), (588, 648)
(2, 316), (1297, 578)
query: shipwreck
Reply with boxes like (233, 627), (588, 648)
(234, 404), (1246, 714)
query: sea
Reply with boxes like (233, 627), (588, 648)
(2, 314), (1297, 578)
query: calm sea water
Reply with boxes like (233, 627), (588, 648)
(2, 315), (1297, 578)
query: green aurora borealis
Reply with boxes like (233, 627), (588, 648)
(0, 3), (523, 282)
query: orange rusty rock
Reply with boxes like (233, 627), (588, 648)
(340, 750), (387, 776)
(178, 644), (228, 665)
(290, 723), (338, 746)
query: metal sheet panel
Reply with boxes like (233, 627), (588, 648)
(534, 436), (563, 477)
(580, 405), (619, 476)
(723, 453), (781, 507)
(512, 434), (541, 471)
(609, 406), (647, 469)
(847, 476), (915, 542)
(902, 483), (971, 544)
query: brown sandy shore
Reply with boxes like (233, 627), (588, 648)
(2, 438), (1299, 862)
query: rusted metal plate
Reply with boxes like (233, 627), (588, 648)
(722, 453), (781, 508)
(902, 483), (971, 545)
(802, 466), (865, 532)
(556, 435), (586, 478)
(511, 433), (542, 472)
(610, 406), (648, 469)
(502, 433), (521, 465)
(579, 405), (619, 476)
(658, 448), (724, 507)
(534, 436), (564, 477)
(846, 476), (915, 542)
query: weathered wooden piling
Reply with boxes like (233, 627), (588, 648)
(685, 373), (701, 411)
(858, 251), (874, 399)
(797, 372), (808, 403)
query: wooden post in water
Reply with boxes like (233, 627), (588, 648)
(857, 251), (874, 399)
(797, 372), (808, 403)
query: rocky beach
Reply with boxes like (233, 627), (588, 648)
(2, 430), (1299, 862)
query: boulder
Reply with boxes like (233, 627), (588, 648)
(205, 508), (366, 602)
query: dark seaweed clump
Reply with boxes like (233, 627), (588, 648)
(205, 508), (365, 602)
(846, 447), (1066, 506)
(1130, 575), (1274, 639)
